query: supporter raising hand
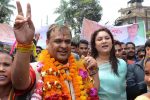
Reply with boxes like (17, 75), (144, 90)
(12, 1), (35, 91)
(14, 1), (35, 44)
(12, 1), (100, 99)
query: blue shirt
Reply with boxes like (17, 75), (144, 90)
(98, 59), (127, 100)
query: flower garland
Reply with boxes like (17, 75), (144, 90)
(31, 49), (98, 100)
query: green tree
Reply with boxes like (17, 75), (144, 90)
(0, 0), (15, 23)
(55, 0), (69, 24)
(55, 0), (102, 34)
(146, 31), (150, 39)
(72, 34), (80, 44)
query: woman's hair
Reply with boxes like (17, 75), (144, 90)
(46, 24), (72, 40)
(91, 28), (119, 75)
(145, 57), (150, 66)
(0, 49), (14, 61)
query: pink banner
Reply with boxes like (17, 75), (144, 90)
(81, 18), (103, 42)
(81, 18), (146, 46)
(0, 24), (15, 44)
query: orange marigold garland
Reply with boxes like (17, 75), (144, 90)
(31, 49), (99, 100)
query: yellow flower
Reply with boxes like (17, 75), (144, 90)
(37, 49), (96, 99)
(80, 96), (87, 100)
(80, 91), (86, 95)
(78, 80), (83, 85)
(80, 85), (84, 90)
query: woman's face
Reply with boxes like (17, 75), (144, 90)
(144, 61), (150, 88)
(95, 31), (112, 54)
(0, 53), (12, 86)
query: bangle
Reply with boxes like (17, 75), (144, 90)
(89, 67), (99, 76)
(17, 42), (33, 48)
(16, 42), (34, 53)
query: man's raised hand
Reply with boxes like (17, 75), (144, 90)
(14, 1), (35, 44)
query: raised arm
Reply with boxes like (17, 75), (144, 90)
(11, 1), (35, 90)
(84, 56), (100, 90)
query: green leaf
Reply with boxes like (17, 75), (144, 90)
(54, 0), (102, 34)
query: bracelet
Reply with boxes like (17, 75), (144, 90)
(17, 42), (33, 48)
(16, 42), (34, 53)
(89, 67), (99, 76)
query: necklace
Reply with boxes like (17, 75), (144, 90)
(31, 49), (98, 100)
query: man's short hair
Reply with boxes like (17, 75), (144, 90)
(71, 41), (78, 47)
(126, 42), (135, 48)
(120, 42), (125, 45)
(137, 46), (145, 54)
(36, 46), (43, 50)
(46, 24), (72, 40)
(79, 39), (89, 46)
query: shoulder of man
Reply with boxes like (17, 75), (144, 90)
(134, 59), (144, 69)
(127, 59), (144, 68)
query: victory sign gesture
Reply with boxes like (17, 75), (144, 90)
(14, 1), (35, 44)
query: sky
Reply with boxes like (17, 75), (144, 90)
(100, 0), (150, 25)
(11, 0), (150, 29)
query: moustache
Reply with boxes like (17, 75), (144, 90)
(128, 51), (134, 54)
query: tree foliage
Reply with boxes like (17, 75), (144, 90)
(0, 0), (15, 23)
(55, 0), (102, 34)
(146, 31), (150, 39)
(72, 34), (80, 44)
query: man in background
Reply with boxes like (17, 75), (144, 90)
(126, 42), (137, 64)
(121, 42), (127, 61)
(78, 39), (89, 58)
(114, 40), (122, 59)
(126, 41), (149, 100)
